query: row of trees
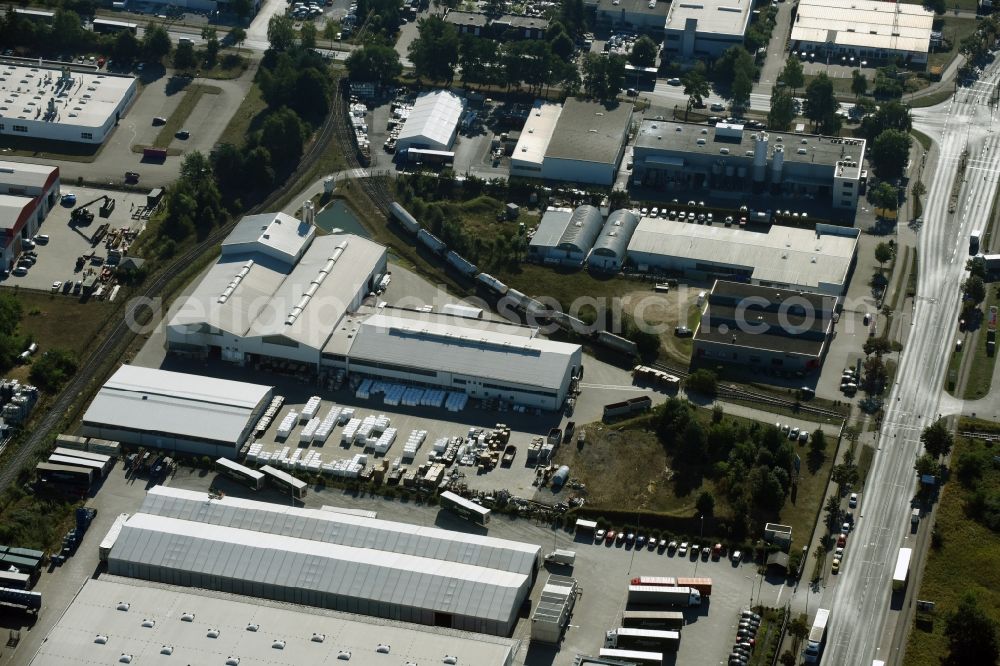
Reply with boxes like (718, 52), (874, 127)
(0, 294), (28, 373)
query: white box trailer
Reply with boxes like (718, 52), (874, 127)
(99, 513), (130, 562)
(544, 549), (576, 566)
(598, 647), (664, 665)
(575, 518), (598, 533)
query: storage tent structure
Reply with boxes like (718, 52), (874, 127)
(589, 208), (639, 272)
(81, 366), (273, 458)
(106, 487), (542, 636)
(395, 90), (466, 154)
(528, 205), (604, 267)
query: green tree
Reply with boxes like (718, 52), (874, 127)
(963, 275), (987, 306)
(231, 0), (254, 21)
(696, 490), (715, 516)
(825, 495), (842, 530)
(914, 452), (937, 478)
(267, 15), (296, 51)
(29, 349), (77, 392)
(682, 64), (710, 119)
(870, 129), (912, 179)
(581, 53), (626, 100)
(731, 69), (753, 112)
(685, 369), (718, 396)
(780, 57), (804, 93)
(52, 10), (86, 51)
(945, 593), (1000, 665)
(861, 101), (912, 141)
(243, 145), (276, 190)
(871, 182), (900, 212)
(927, 0), (946, 13)
(921, 419), (954, 458)
(629, 35), (658, 68)
(173, 41), (197, 70)
(851, 69), (868, 99)
(549, 29), (575, 62)
(875, 242), (893, 269)
(768, 87), (796, 131)
(299, 21), (317, 50)
(714, 45), (756, 88)
(202, 27), (220, 67)
(259, 107), (306, 166)
(112, 30), (141, 65)
(458, 36), (499, 87)
(346, 43), (402, 83)
(804, 73), (836, 130)
(408, 16), (460, 83)
(142, 24), (172, 62)
(810, 428), (827, 453)
(863, 336), (892, 357)
(230, 27), (247, 54)
(559, 0), (586, 36)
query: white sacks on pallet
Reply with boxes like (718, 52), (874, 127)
(402, 430), (427, 461)
(301, 396), (322, 422)
(277, 411), (298, 438)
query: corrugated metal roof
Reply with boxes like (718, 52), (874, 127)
(560, 205), (603, 252)
(397, 90), (465, 151)
(141, 486), (541, 575)
(81, 366), (271, 445)
(29, 578), (518, 665)
(110, 513), (529, 625)
(346, 311), (580, 392)
(592, 209), (639, 260)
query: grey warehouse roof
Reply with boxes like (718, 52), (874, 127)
(530, 205), (604, 254)
(81, 366), (271, 445)
(344, 309), (580, 392)
(592, 209), (640, 259)
(544, 99), (632, 164)
(221, 212), (314, 268)
(30, 577), (518, 665)
(0, 161), (58, 190)
(635, 120), (867, 170)
(109, 513), (529, 626)
(140, 486), (542, 576)
(664, 0), (753, 37)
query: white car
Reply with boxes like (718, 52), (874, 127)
(667, 77), (681, 85)
(51, 281), (61, 292)
(678, 542), (689, 556)
(849, 493), (859, 508)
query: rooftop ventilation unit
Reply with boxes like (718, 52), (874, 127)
(141, 619), (155, 628)
(311, 633), (326, 643)
(119, 655), (133, 664)
(94, 635), (109, 644)
(160, 646), (174, 655)
(376, 644), (391, 654)
(180, 612), (195, 622)
(116, 602), (130, 611)
(272, 640), (286, 650)
(225, 658), (240, 666)
(207, 629), (221, 638)
(246, 624), (259, 632)
(337, 651), (352, 660)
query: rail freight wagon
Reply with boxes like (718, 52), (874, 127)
(476, 272), (509, 295)
(417, 228), (447, 255)
(389, 202), (420, 234)
(445, 250), (478, 278)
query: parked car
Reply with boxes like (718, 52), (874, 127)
(175, 129), (190, 139)
(678, 541), (688, 556)
(668, 540), (678, 554)
(832, 558), (841, 574)
(12, 266), (27, 276)
(61, 193), (76, 205)
(849, 493), (858, 508)
(712, 543), (723, 560)
(595, 529), (606, 542)
(34, 234), (49, 244)
(837, 533), (847, 547)
(605, 530), (616, 544)
(152, 116), (166, 125)
(701, 546), (711, 560)
(667, 77), (681, 85)
(51, 281), (61, 292)
(125, 171), (140, 184)
(731, 549), (742, 563)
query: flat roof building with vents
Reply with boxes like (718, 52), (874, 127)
(394, 90), (466, 154)
(662, 0), (754, 59)
(588, 0), (671, 33)
(100, 486), (542, 637)
(791, 0), (934, 66)
(29, 577), (519, 665)
(632, 120), (867, 210)
(0, 64), (137, 143)
(693, 280), (837, 372)
(528, 204), (604, 266)
(511, 100), (563, 177)
(625, 219), (859, 295)
(80, 366), (273, 458)
(541, 99), (633, 186)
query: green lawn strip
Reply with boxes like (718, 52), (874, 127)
(153, 84), (222, 148)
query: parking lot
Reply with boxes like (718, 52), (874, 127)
(162, 466), (788, 666)
(0, 185), (151, 292)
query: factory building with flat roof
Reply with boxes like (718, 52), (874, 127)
(626, 219), (859, 295)
(511, 100), (563, 177)
(694, 280), (837, 372)
(587, 0), (671, 33)
(541, 99), (632, 186)
(30, 577), (519, 665)
(632, 120), (866, 210)
(103, 487), (542, 637)
(791, 0), (934, 66)
(527, 204), (604, 267)
(0, 161), (60, 272)
(80, 366), (273, 458)
(166, 210), (583, 411)
(0, 64), (137, 143)
(662, 0), (753, 59)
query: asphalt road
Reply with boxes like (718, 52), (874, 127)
(821, 61), (1000, 665)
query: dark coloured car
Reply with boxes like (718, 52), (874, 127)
(175, 129), (190, 139)
(152, 116), (166, 125)
(125, 171), (140, 184)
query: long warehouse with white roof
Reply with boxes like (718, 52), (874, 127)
(626, 219), (859, 295)
(394, 89), (465, 154)
(166, 209), (583, 411)
(80, 365), (273, 458)
(105, 486), (541, 636)
(29, 577), (520, 665)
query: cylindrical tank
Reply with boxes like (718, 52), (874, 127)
(771, 146), (785, 183)
(753, 132), (768, 182)
(551, 465), (570, 490)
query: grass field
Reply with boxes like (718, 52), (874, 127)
(903, 432), (1000, 666)
(552, 406), (838, 545)
(912, 129), (934, 152)
(929, 17), (979, 70)
(902, 0), (978, 10)
(4, 291), (117, 384)
(153, 83), (222, 148)
(498, 264), (644, 310)
(961, 286), (1000, 399)
(217, 83), (268, 148)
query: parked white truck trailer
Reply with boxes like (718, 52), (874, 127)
(544, 549), (576, 566)
(804, 608), (830, 663)
(605, 627), (680, 652)
(99, 513), (130, 562)
(598, 647), (664, 665)
(627, 585), (701, 607)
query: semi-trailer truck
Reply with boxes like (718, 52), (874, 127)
(598, 648), (664, 665)
(627, 585), (701, 607)
(630, 576), (713, 596)
(621, 610), (685, 630)
(804, 608), (830, 663)
(605, 627), (680, 653)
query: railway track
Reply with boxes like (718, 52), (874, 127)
(650, 361), (845, 420)
(0, 95), (340, 496)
